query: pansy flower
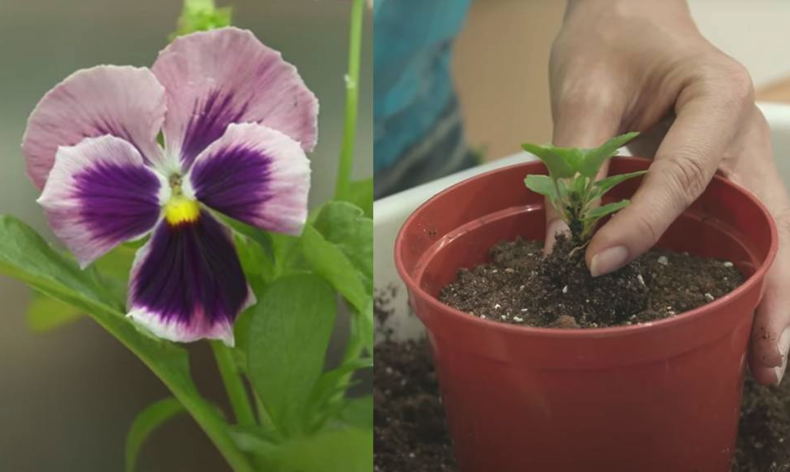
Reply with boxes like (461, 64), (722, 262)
(22, 28), (318, 346)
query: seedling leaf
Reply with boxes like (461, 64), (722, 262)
(521, 143), (575, 178)
(578, 132), (639, 178)
(524, 175), (556, 199)
(593, 170), (647, 197)
(586, 200), (631, 219)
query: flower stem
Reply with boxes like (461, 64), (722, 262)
(333, 0), (365, 201)
(211, 341), (257, 428)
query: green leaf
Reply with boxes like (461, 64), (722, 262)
(338, 396), (373, 430)
(585, 200), (631, 219)
(578, 132), (639, 178)
(217, 213), (275, 266)
(93, 245), (136, 304)
(302, 225), (367, 312)
(247, 274), (337, 436)
(572, 175), (588, 195)
(301, 202), (371, 318)
(342, 177), (373, 218)
(228, 427), (279, 455)
(312, 202), (372, 295)
(593, 170), (647, 197)
(357, 298), (374, 354)
(0, 216), (254, 472)
(304, 355), (372, 433)
(271, 429), (373, 472)
(125, 398), (186, 472)
(26, 289), (82, 332)
(94, 244), (135, 282)
(521, 143), (576, 178)
(524, 175), (556, 199)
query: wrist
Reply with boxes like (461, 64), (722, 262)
(566, 0), (693, 24)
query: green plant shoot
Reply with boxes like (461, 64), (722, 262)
(523, 132), (645, 240)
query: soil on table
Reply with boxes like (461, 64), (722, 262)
(374, 339), (456, 472)
(440, 235), (743, 328)
(374, 337), (790, 472)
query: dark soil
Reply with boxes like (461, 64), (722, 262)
(735, 377), (790, 471)
(374, 337), (790, 472)
(374, 339), (456, 472)
(440, 235), (743, 328)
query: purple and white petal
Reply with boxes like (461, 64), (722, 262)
(188, 123), (310, 236)
(23, 66), (169, 188)
(152, 27), (318, 170)
(37, 135), (168, 268)
(127, 211), (255, 346)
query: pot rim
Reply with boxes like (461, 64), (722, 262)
(394, 156), (779, 340)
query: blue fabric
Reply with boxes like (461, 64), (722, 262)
(374, 0), (472, 173)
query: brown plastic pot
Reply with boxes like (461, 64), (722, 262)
(395, 157), (777, 472)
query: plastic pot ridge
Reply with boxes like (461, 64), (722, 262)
(395, 157), (777, 472)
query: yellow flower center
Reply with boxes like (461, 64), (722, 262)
(165, 195), (200, 226)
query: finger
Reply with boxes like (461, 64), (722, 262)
(544, 203), (570, 254)
(750, 252), (790, 385)
(545, 93), (623, 253)
(586, 70), (753, 276)
(724, 107), (790, 385)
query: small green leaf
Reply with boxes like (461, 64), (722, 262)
(524, 175), (556, 199)
(228, 426), (279, 455)
(216, 213), (275, 266)
(342, 177), (373, 218)
(312, 202), (372, 295)
(271, 429), (373, 472)
(339, 396), (373, 430)
(302, 225), (368, 313)
(578, 132), (639, 178)
(94, 244), (135, 282)
(572, 175), (588, 195)
(521, 143), (576, 178)
(301, 201), (371, 319)
(586, 200), (631, 219)
(357, 299), (374, 354)
(170, 0), (232, 40)
(26, 289), (82, 332)
(305, 357), (373, 431)
(125, 398), (186, 472)
(248, 274), (337, 436)
(593, 170), (647, 197)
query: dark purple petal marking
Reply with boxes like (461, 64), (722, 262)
(152, 28), (318, 175)
(180, 90), (249, 169)
(191, 143), (273, 225)
(129, 210), (249, 338)
(37, 135), (164, 267)
(186, 123), (310, 235)
(75, 161), (161, 243)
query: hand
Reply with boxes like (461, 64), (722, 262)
(547, 0), (790, 384)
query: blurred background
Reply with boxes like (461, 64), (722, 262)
(454, 0), (790, 161)
(0, 1), (372, 471)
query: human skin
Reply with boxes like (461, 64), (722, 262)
(546, 0), (790, 385)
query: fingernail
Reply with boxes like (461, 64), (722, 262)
(775, 327), (790, 384)
(590, 246), (629, 277)
(775, 365), (785, 385)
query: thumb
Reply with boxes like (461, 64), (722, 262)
(544, 100), (622, 253)
(585, 85), (749, 275)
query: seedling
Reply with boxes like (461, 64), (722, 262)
(523, 132), (645, 240)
